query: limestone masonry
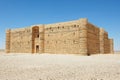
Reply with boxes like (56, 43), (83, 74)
(6, 18), (114, 55)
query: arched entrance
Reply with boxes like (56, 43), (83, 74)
(36, 45), (39, 53)
(32, 26), (39, 53)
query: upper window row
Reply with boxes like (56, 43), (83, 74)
(45, 25), (79, 30)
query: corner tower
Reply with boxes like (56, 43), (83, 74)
(6, 29), (11, 53)
(39, 25), (44, 53)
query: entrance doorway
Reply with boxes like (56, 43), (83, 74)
(36, 45), (39, 53)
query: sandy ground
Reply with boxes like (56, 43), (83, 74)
(0, 53), (120, 80)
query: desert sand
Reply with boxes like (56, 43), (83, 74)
(0, 53), (120, 80)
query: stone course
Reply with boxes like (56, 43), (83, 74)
(6, 18), (114, 55)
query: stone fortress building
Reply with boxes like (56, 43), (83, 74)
(6, 18), (114, 55)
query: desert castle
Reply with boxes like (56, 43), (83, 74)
(6, 18), (114, 55)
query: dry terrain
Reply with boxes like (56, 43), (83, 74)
(0, 52), (120, 80)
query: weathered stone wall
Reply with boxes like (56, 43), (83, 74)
(10, 27), (32, 53)
(39, 25), (44, 53)
(44, 19), (88, 55)
(99, 28), (104, 53)
(6, 18), (114, 54)
(87, 23), (100, 55)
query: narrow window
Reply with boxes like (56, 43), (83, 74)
(37, 34), (39, 38)
(74, 25), (76, 27)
